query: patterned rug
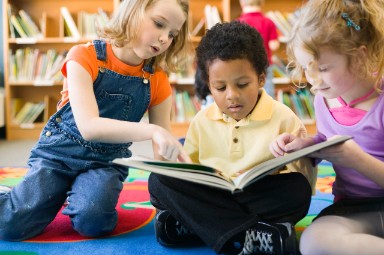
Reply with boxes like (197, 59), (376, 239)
(0, 162), (335, 255)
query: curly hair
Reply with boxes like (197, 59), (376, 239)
(195, 21), (268, 96)
(288, 0), (384, 91)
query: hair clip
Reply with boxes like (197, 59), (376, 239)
(341, 13), (361, 31)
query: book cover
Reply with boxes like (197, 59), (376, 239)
(10, 15), (28, 38)
(113, 136), (352, 193)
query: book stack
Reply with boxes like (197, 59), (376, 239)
(7, 4), (42, 39)
(276, 88), (315, 124)
(8, 48), (67, 84)
(78, 8), (110, 39)
(266, 10), (299, 41)
(13, 102), (45, 125)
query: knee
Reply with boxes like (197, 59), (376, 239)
(148, 173), (167, 194)
(70, 206), (118, 237)
(0, 218), (31, 241)
(299, 226), (327, 255)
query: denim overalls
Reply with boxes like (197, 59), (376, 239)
(0, 40), (152, 241)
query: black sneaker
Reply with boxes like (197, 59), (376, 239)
(0, 185), (12, 195)
(154, 210), (203, 247)
(239, 221), (297, 255)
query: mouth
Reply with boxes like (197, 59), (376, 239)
(228, 104), (243, 113)
(151, 46), (160, 53)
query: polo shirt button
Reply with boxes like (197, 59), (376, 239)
(233, 138), (238, 143)
(45, 131), (52, 137)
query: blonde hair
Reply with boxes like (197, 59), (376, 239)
(97, 0), (190, 72)
(287, 0), (384, 91)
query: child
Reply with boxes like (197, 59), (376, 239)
(237, 0), (280, 98)
(0, 0), (190, 241)
(269, 1), (384, 254)
(149, 21), (316, 255)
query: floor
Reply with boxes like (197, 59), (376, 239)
(0, 139), (153, 167)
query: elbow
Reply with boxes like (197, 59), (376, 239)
(77, 124), (99, 142)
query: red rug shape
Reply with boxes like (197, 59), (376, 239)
(25, 181), (155, 242)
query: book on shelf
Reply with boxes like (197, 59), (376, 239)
(204, 4), (221, 29)
(13, 102), (45, 124)
(18, 9), (43, 38)
(266, 10), (295, 40)
(112, 136), (352, 193)
(60, 6), (81, 38)
(276, 88), (315, 123)
(10, 15), (28, 38)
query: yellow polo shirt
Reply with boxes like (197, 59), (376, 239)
(184, 90), (316, 192)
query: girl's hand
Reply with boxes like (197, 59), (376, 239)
(151, 127), (191, 162)
(270, 133), (299, 157)
(270, 133), (312, 157)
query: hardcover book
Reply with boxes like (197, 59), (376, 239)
(113, 136), (351, 193)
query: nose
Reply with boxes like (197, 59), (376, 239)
(159, 34), (168, 45)
(226, 87), (240, 100)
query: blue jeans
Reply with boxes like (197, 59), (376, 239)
(0, 39), (152, 241)
(0, 123), (129, 241)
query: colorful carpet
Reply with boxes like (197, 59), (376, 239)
(0, 162), (335, 255)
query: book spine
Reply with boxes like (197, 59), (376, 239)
(60, 7), (81, 38)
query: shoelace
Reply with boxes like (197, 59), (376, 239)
(175, 221), (193, 236)
(239, 229), (274, 255)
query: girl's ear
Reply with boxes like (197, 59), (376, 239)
(351, 45), (368, 74)
(258, 73), (266, 88)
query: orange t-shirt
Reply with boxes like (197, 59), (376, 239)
(58, 41), (172, 109)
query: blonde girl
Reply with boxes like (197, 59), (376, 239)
(270, 1), (384, 254)
(0, 0), (190, 241)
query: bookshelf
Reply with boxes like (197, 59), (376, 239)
(3, 0), (314, 140)
(2, 0), (120, 140)
(173, 0), (316, 137)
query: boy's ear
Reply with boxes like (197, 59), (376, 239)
(258, 73), (266, 88)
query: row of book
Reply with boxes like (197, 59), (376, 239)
(12, 100), (46, 125)
(6, 4), (110, 39)
(8, 48), (67, 84)
(265, 10), (299, 41)
(276, 88), (315, 123)
(171, 90), (201, 123)
(7, 4), (43, 39)
(61, 7), (110, 39)
(190, 4), (222, 37)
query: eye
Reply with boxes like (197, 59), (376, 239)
(238, 83), (249, 88)
(168, 32), (176, 39)
(154, 20), (164, 28)
(319, 67), (328, 72)
(215, 86), (226, 92)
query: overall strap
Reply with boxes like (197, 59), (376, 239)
(142, 58), (155, 74)
(93, 39), (107, 61)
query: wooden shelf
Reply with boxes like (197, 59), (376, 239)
(3, 0), (119, 140)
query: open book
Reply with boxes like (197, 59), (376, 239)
(113, 136), (351, 193)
